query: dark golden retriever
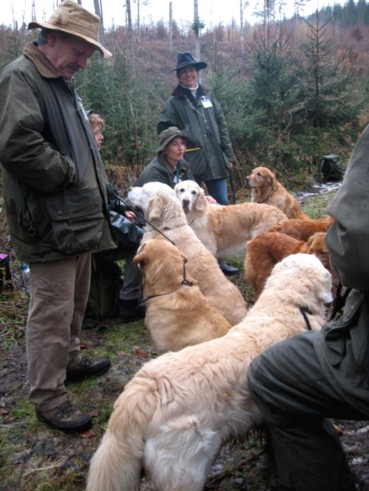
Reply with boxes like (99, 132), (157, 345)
(245, 231), (333, 298)
(245, 166), (309, 219)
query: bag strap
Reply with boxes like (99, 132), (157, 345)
(329, 283), (352, 321)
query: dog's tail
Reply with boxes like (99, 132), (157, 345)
(86, 377), (157, 491)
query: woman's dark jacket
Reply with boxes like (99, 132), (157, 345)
(157, 84), (234, 183)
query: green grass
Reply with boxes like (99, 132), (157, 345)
(301, 192), (335, 218)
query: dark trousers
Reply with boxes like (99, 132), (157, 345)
(248, 330), (367, 491)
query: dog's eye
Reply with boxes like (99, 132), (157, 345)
(191, 191), (197, 195)
(256, 172), (262, 176)
(178, 188), (184, 193)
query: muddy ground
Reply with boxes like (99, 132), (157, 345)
(1, 312), (369, 491)
(1, 186), (369, 490)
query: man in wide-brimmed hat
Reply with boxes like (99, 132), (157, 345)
(158, 52), (239, 276)
(0, 1), (116, 433)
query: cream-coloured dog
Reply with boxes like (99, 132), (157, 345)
(175, 179), (287, 258)
(87, 254), (332, 491)
(127, 182), (247, 325)
(245, 166), (309, 219)
(133, 238), (231, 353)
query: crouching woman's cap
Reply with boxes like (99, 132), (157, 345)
(156, 127), (186, 154)
(28, 0), (112, 59)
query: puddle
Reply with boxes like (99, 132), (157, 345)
(296, 180), (342, 203)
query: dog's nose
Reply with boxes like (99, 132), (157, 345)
(244, 178), (250, 187)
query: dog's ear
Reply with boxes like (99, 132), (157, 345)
(146, 196), (164, 224)
(269, 170), (278, 191)
(194, 187), (208, 212)
(133, 246), (147, 268)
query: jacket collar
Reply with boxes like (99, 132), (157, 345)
(172, 83), (207, 99)
(157, 155), (176, 175)
(23, 42), (64, 80)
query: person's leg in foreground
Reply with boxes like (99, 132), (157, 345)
(248, 330), (367, 491)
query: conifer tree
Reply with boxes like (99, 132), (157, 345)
(292, 14), (362, 156)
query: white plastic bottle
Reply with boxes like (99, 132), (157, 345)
(21, 264), (30, 292)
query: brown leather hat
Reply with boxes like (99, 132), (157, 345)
(28, 0), (112, 59)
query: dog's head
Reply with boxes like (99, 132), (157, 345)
(133, 239), (195, 291)
(127, 182), (176, 213)
(127, 182), (186, 229)
(306, 232), (329, 270)
(266, 253), (333, 306)
(245, 166), (276, 190)
(174, 180), (208, 214)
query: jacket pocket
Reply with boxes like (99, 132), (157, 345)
(45, 188), (105, 254)
(19, 188), (51, 242)
(322, 290), (364, 365)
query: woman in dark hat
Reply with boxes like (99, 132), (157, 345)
(157, 52), (239, 275)
(157, 52), (235, 206)
(136, 126), (193, 187)
(118, 127), (194, 321)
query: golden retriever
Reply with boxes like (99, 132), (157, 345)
(133, 238), (231, 353)
(87, 253), (332, 491)
(245, 230), (333, 298)
(127, 182), (247, 325)
(174, 179), (287, 258)
(268, 216), (335, 241)
(245, 166), (309, 219)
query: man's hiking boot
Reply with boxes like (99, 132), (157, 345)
(36, 400), (93, 433)
(66, 357), (111, 382)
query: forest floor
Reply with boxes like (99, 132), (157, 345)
(1, 185), (369, 491)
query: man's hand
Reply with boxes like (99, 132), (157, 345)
(124, 210), (136, 222)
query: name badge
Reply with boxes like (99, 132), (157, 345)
(201, 97), (213, 108)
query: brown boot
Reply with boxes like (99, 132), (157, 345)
(66, 357), (111, 382)
(36, 400), (93, 433)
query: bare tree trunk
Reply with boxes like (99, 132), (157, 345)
(137, 0), (141, 43)
(240, 0), (244, 56)
(194, 0), (201, 61)
(169, 1), (173, 51)
(93, 0), (105, 45)
(126, 0), (136, 77)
